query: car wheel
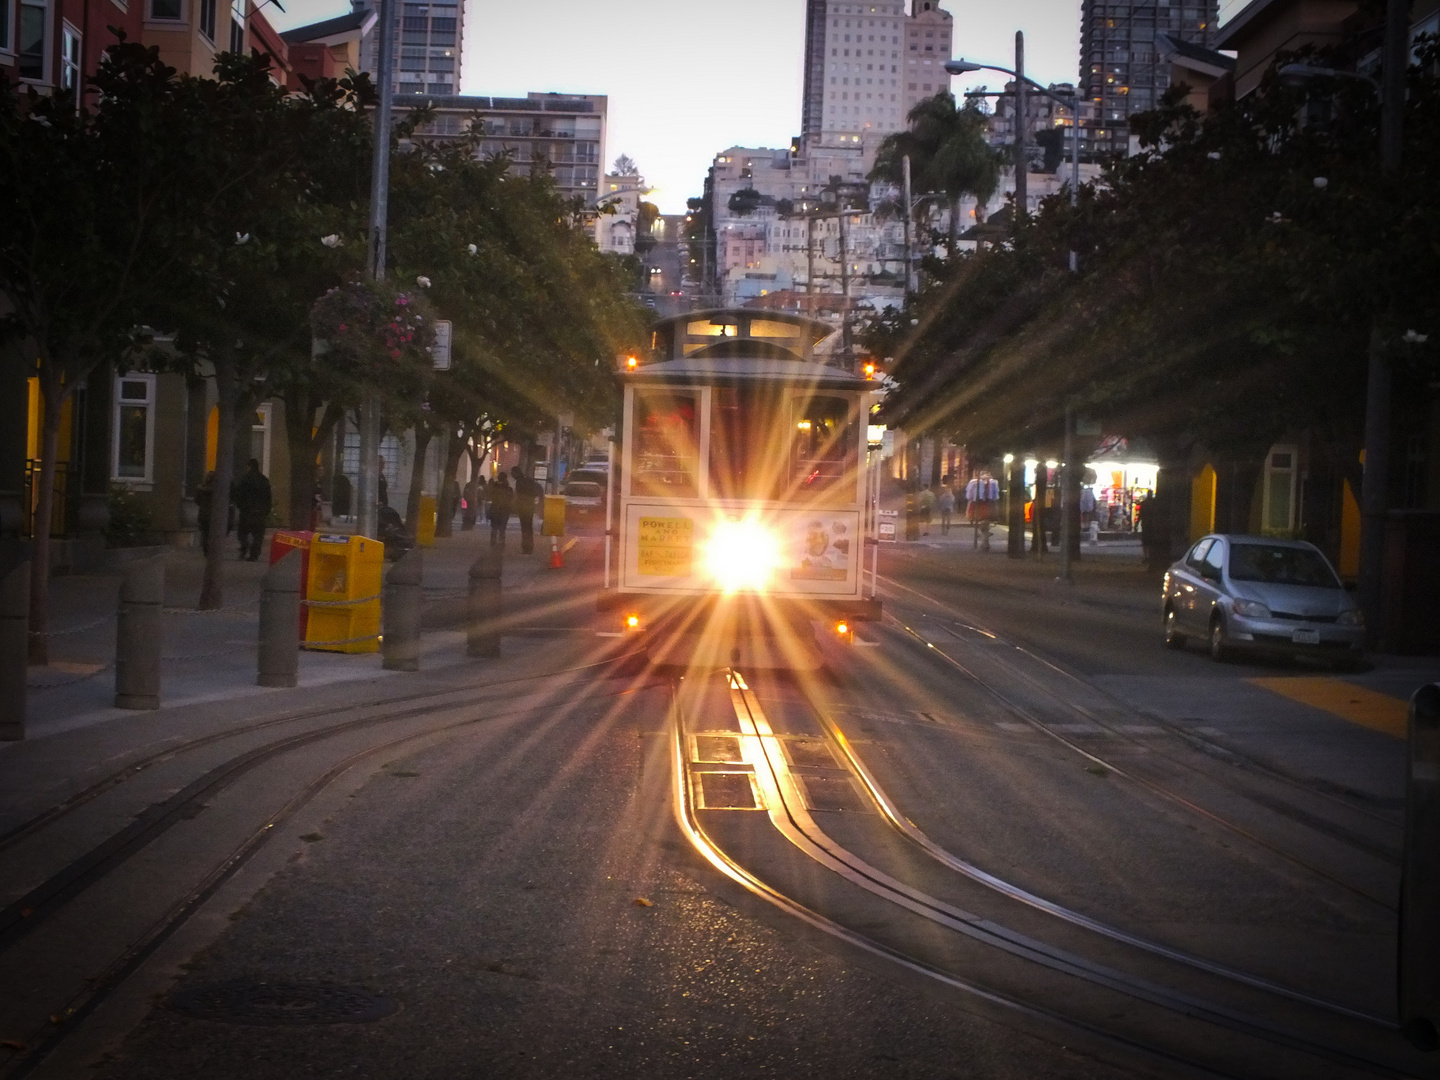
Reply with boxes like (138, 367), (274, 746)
(1208, 615), (1231, 663)
(1164, 608), (1186, 650)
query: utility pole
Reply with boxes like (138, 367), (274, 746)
(1013, 31), (1027, 227)
(839, 205), (852, 363)
(902, 154), (915, 295)
(1358, 0), (1408, 646)
(358, 0), (396, 541)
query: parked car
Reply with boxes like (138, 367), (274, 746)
(562, 470), (608, 523)
(1161, 534), (1364, 667)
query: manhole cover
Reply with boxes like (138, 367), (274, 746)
(783, 738), (837, 769)
(799, 775), (868, 812)
(694, 735), (743, 763)
(169, 981), (397, 1025)
(696, 771), (759, 809)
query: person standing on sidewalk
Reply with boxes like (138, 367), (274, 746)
(938, 485), (956, 535)
(919, 485), (935, 537)
(487, 473), (513, 549)
(232, 459), (272, 561)
(511, 466), (538, 554)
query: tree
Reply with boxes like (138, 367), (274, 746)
(612, 153), (639, 176)
(0, 41), (292, 658)
(871, 92), (1004, 257)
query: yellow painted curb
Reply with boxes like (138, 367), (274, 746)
(1249, 677), (1407, 739)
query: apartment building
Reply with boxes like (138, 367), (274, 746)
(1078, 0), (1219, 157)
(357, 0), (460, 98)
(801, 0), (949, 164)
(596, 172), (642, 255)
(414, 93), (607, 202)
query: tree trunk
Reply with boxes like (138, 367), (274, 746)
(949, 195), (962, 259)
(27, 378), (65, 665)
(435, 433), (465, 539)
(285, 388), (319, 529)
(201, 357), (240, 610)
(404, 425), (434, 537)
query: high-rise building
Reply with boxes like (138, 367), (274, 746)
(1078, 0), (1218, 157)
(412, 93), (606, 202)
(358, 0), (461, 98)
(800, 0), (917, 152)
(900, 1), (954, 119)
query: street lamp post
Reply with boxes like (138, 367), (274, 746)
(947, 49), (1084, 572)
(358, 0), (397, 541)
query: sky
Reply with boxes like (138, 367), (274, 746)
(266, 0), (1085, 214)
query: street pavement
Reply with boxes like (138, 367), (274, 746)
(2, 515), (1435, 1079)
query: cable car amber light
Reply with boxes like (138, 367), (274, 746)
(702, 519), (782, 594)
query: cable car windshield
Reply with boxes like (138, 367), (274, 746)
(633, 391), (699, 497)
(710, 388), (857, 503)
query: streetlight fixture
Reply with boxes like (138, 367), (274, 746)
(947, 52), (1084, 574)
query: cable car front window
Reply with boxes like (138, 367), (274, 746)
(709, 386), (786, 501)
(632, 391), (699, 498)
(792, 396), (856, 499)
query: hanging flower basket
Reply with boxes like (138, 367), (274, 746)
(311, 277), (437, 386)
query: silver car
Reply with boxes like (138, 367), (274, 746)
(1162, 534), (1364, 666)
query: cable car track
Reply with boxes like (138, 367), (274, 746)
(0, 671), (652, 1079)
(675, 670), (1423, 1079)
(0, 649), (643, 858)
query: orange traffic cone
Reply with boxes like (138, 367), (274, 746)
(550, 535), (563, 568)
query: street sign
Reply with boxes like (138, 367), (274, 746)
(431, 320), (452, 370)
(878, 508), (898, 542)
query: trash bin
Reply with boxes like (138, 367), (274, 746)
(417, 494), (437, 548)
(269, 531), (313, 636)
(542, 494), (566, 537)
(304, 533), (383, 653)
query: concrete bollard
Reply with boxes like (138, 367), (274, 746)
(257, 549), (302, 688)
(382, 547), (424, 672)
(1399, 683), (1440, 1051)
(467, 545), (502, 659)
(115, 555), (165, 710)
(0, 539), (29, 740)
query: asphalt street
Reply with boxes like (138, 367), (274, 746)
(3, 532), (1435, 1079)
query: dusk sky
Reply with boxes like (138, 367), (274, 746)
(267, 0), (1086, 213)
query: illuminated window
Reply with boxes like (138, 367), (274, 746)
(113, 375), (156, 485)
(632, 391), (699, 498)
(791, 396), (858, 499)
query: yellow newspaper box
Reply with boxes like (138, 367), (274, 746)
(304, 533), (383, 653)
(541, 494), (566, 537)
(417, 494), (437, 547)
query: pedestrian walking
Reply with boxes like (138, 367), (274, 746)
(377, 456), (389, 509)
(232, 458), (272, 561)
(487, 473), (513, 549)
(195, 471), (216, 555)
(919, 485), (935, 537)
(938, 485), (956, 535)
(511, 466), (538, 554)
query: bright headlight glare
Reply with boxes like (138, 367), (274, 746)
(703, 519), (781, 593)
(1232, 598), (1270, 618)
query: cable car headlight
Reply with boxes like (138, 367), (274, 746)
(703, 519), (782, 594)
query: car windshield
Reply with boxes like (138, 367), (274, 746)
(1228, 544), (1339, 588)
(568, 470), (606, 486)
(564, 482), (602, 499)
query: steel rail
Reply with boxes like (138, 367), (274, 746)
(877, 569), (1399, 828)
(804, 687), (1394, 1028)
(720, 672), (1409, 1077)
(668, 680), (1248, 1080)
(0, 648), (645, 857)
(885, 614), (1394, 911)
(3, 686), (645, 1079)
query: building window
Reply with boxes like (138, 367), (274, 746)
(113, 375), (157, 485)
(148, 0), (182, 19)
(1262, 446), (1297, 535)
(198, 0), (215, 40)
(228, 0), (243, 53)
(0, 0), (10, 50)
(18, 0), (46, 80)
(60, 22), (80, 94)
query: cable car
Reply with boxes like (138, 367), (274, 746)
(601, 309), (882, 669)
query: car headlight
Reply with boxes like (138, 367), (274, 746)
(1337, 608), (1364, 626)
(703, 519), (782, 593)
(1232, 598), (1270, 618)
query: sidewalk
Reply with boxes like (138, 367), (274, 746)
(883, 516), (1163, 616)
(19, 518), (575, 743)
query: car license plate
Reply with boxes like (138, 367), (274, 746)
(1292, 629), (1320, 645)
